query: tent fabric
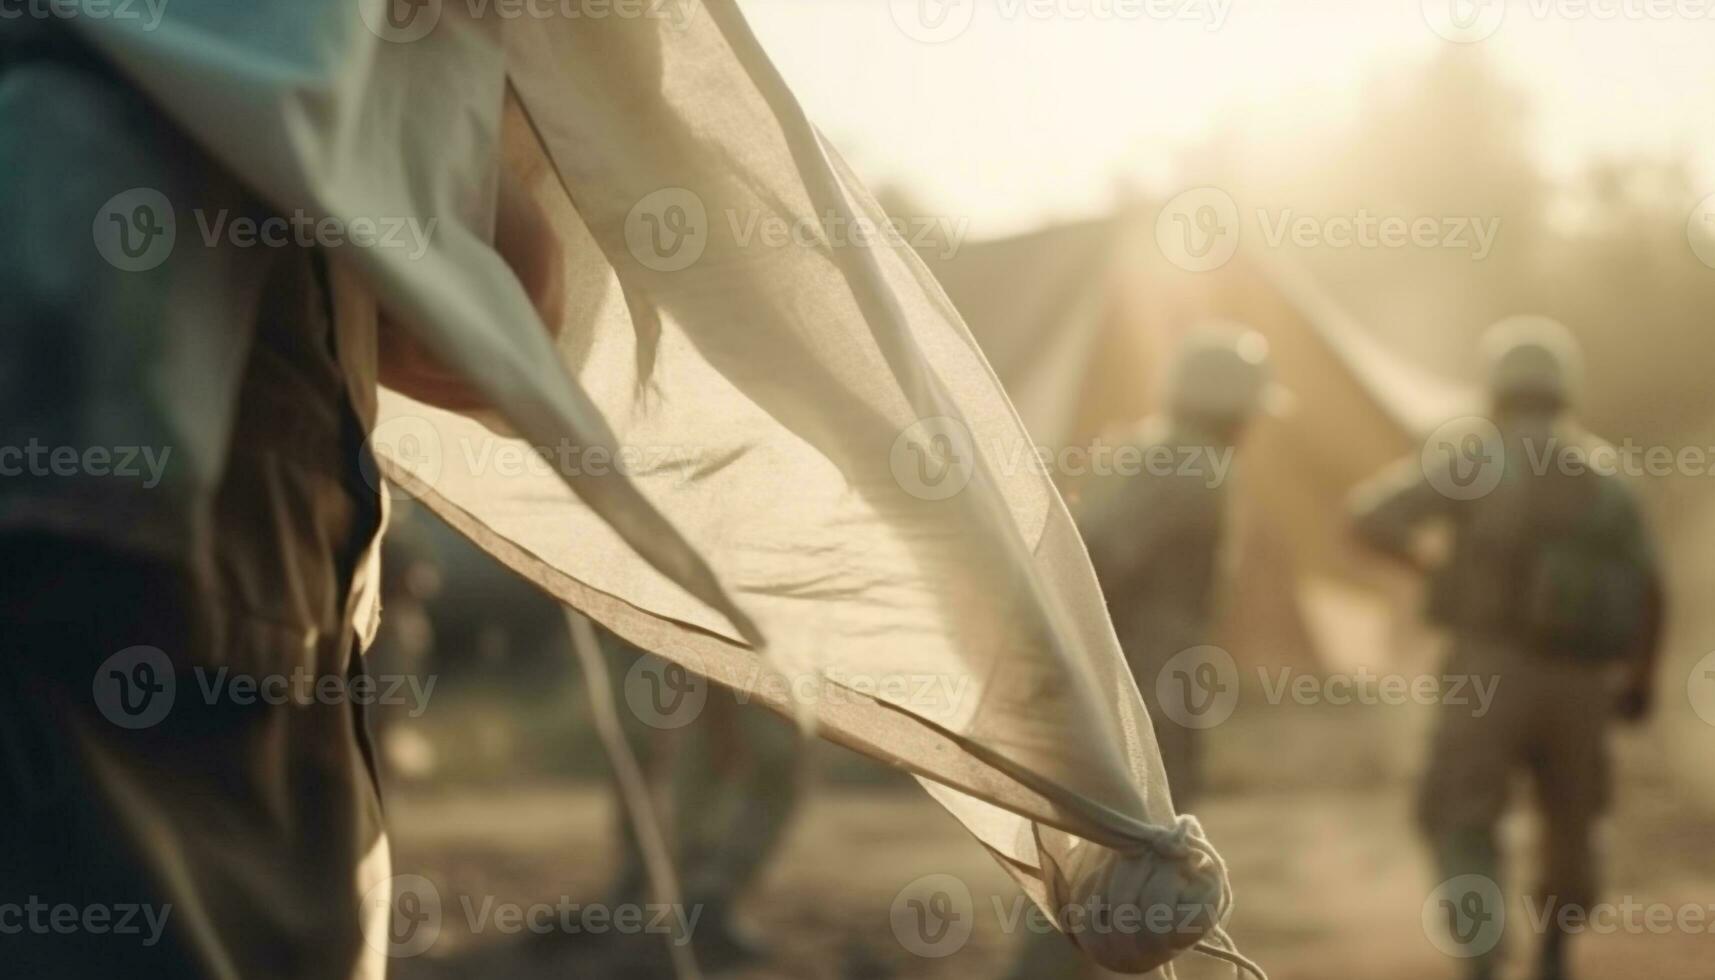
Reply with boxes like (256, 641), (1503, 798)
(73, 4), (1256, 973)
(917, 219), (1423, 673)
(916, 219), (1121, 450)
(1250, 253), (1471, 440)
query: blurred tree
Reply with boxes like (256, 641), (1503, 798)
(1184, 47), (1715, 459)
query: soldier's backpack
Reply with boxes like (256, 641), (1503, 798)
(1516, 469), (1656, 662)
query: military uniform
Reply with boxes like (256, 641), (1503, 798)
(1352, 319), (1662, 980)
(1007, 327), (1273, 980)
(1, 32), (388, 979)
(1077, 417), (1234, 808)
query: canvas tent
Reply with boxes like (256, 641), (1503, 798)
(910, 208), (1458, 675)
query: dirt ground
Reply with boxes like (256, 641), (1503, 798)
(383, 753), (1715, 980)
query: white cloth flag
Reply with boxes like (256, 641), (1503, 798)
(74, 3), (1257, 974)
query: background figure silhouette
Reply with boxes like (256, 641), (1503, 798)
(1007, 324), (1279, 979)
(1351, 318), (1665, 980)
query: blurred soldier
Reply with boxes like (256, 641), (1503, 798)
(1350, 318), (1664, 980)
(1006, 325), (1277, 980)
(601, 627), (804, 970)
(1077, 324), (1280, 807)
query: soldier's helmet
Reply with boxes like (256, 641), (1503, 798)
(1482, 315), (1582, 407)
(1166, 322), (1288, 424)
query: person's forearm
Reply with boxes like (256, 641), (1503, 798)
(494, 162), (566, 334)
(1628, 582), (1666, 690)
(1352, 511), (1430, 572)
(377, 163), (565, 412)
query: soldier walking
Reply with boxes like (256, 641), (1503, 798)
(1006, 324), (1279, 978)
(1077, 324), (1281, 808)
(1350, 317), (1664, 980)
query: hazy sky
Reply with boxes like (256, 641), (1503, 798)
(740, 0), (1715, 236)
